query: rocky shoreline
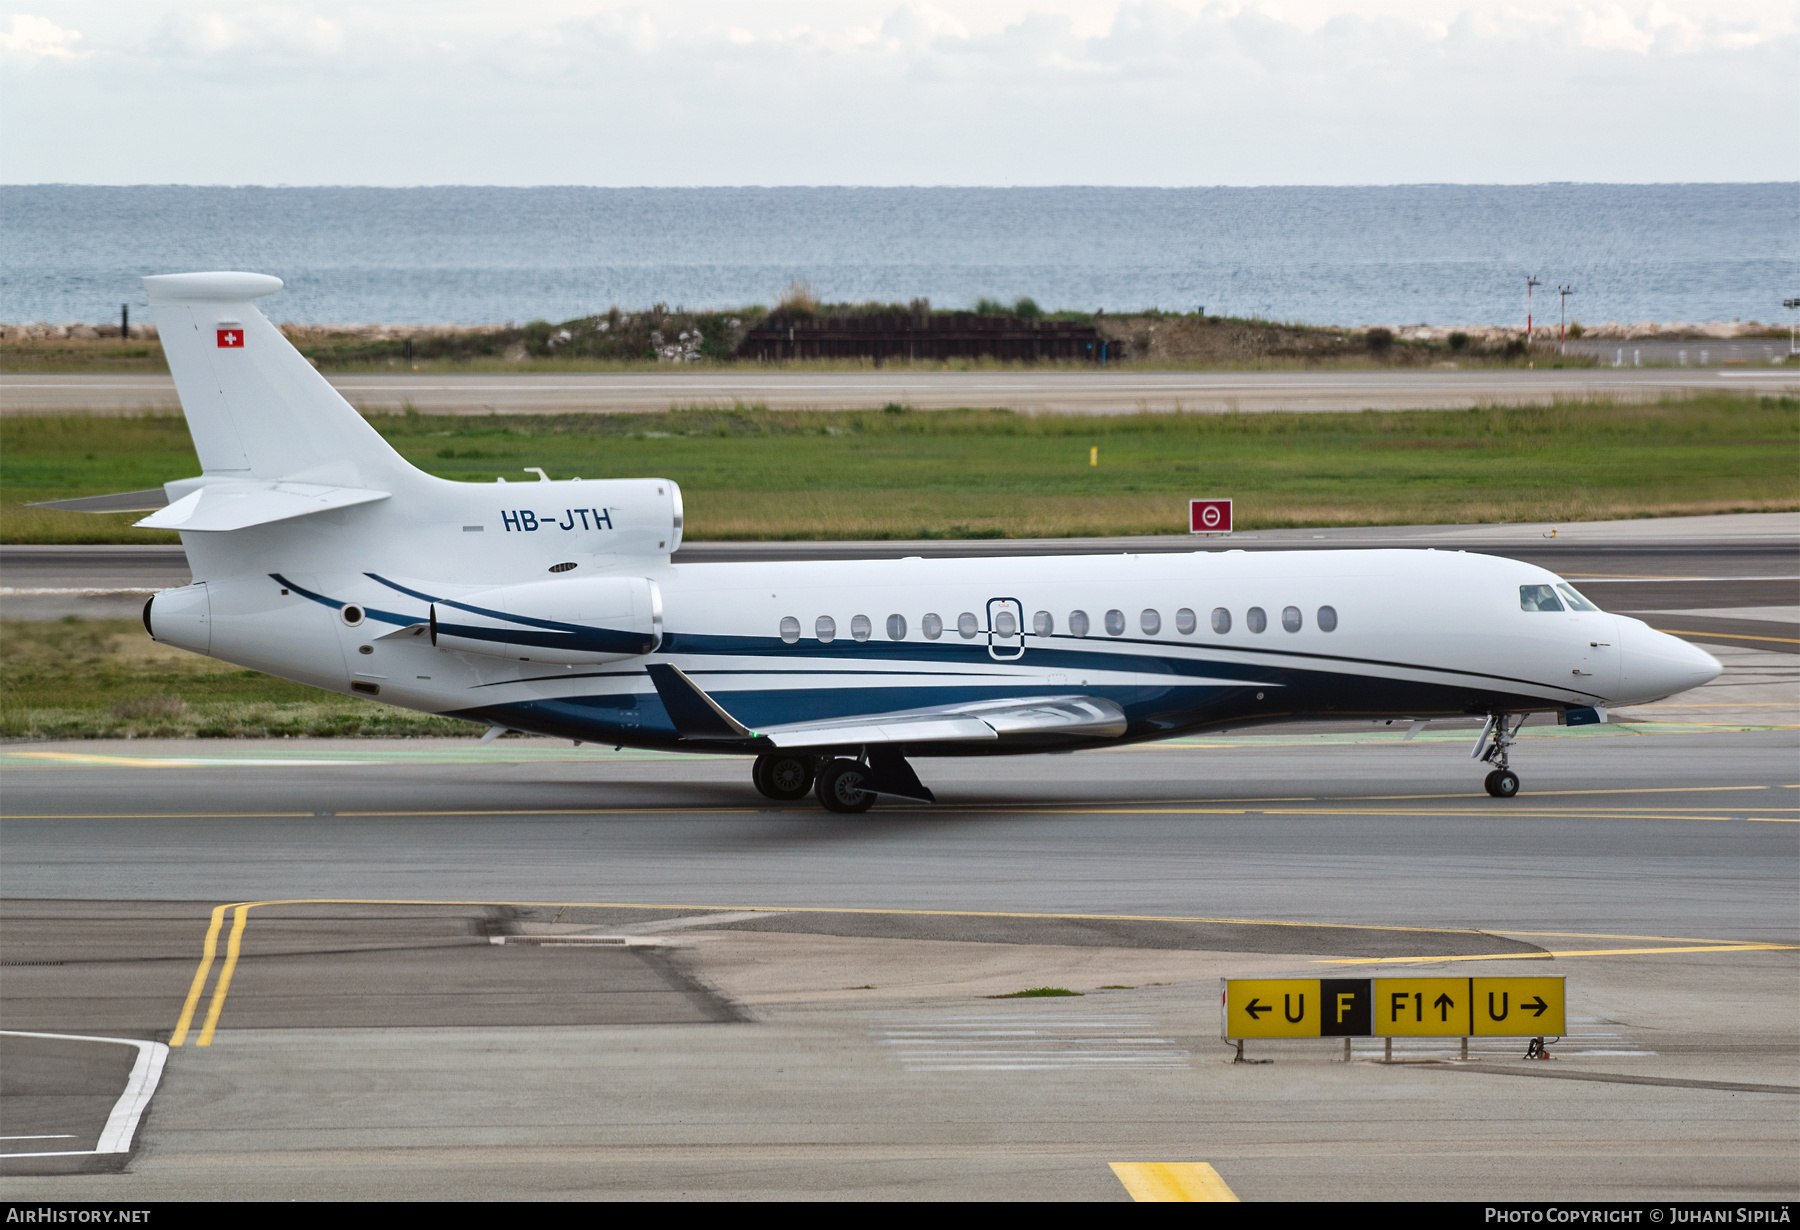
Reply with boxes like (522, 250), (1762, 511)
(1, 319), (1784, 343)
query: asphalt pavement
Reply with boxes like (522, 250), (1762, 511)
(0, 730), (1795, 1198)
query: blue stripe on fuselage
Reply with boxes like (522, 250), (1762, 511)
(446, 657), (1553, 753)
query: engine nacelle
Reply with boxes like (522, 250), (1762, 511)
(430, 576), (662, 664)
(144, 583), (211, 654)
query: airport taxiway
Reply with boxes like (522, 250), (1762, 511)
(4, 366), (1794, 416)
(2, 719), (1796, 1199)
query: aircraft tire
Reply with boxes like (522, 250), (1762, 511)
(1484, 769), (1521, 798)
(817, 759), (876, 814)
(754, 753), (814, 801)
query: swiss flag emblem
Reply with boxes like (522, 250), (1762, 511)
(216, 328), (244, 348)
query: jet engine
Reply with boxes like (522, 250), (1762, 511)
(430, 576), (662, 664)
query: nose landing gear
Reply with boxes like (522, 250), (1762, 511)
(1473, 713), (1526, 798)
(1483, 768), (1521, 798)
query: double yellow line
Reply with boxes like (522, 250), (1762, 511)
(170, 902), (250, 1047)
(165, 897), (1800, 1047)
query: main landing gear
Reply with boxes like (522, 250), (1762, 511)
(1474, 713), (1525, 798)
(815, 759), (876, 814)
(751, 753), (814, 802)
(751, 749), (934, 814)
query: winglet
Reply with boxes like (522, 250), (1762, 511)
(645, 664), (754, 740)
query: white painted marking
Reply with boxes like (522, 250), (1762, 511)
(871, 1013), (1190, 1072)
(1573, 576), (1800, 584)
(0, 1135), (77, 1140)
(0, 1030), (169, 1156)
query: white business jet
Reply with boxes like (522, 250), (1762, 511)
(116, 273), (1719, 811)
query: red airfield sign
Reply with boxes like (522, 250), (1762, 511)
(1189, 498), (1232, 535)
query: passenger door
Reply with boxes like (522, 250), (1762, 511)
(987, 597), (1024, 661)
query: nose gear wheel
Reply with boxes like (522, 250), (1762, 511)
(1477, 714), (1526, 798)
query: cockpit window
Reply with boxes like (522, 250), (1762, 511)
(1519, 585), (1564, 612)
(1554, 583), (1600, 612)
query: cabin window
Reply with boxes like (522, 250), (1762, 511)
(1555, 583), (1600, 612)
(816, 615), (837, 642)
(851, 614), (872, 642)
(1282, 605), (1302, 633)
(957, 612), (979, 639)
(1033, 610), (1054, 636)
(1211, 607), (1231, 634)
(779, 616), (800, 643)
(887, 614), (907, 640)
(1069, 610), (1090, 637)
(1519, 585), (1564, 612)
(1317, 605), (1338, 632)
(1176, 607), (1196, 634)
(1140, 609), (1161, 635)
(994, 609), (1018, 636)
(1105, 609), (1126, 636)
(1246, 606), (1267, 633)
(922, 613), (943, 639)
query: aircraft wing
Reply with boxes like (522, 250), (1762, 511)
(646, 665), (1127, 747)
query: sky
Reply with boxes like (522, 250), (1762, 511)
(3, 0), (1796, 185)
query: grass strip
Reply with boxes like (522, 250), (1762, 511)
(0, 618), (478, 739)
(3, 394), (1795, 544)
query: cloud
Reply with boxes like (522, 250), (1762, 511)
(1, 14), (85, 58)
(156, 4), (346, 57)
(2, 0), (1793, 183)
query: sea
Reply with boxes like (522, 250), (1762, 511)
(3, 184), (1794, 327)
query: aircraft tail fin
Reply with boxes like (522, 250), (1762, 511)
(143, 272), (414, 488)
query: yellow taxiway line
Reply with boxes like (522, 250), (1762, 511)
(168, 904), (228, 1047)
(1316, 942), (1797, 966)
(168, 897), (1795, 1046)
(1110, 1162), (1239, 1202)
(1654, 628), (1800, 645)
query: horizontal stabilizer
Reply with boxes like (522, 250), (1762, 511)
(30, 488), (170, 514)
(135, 481), (389, 532)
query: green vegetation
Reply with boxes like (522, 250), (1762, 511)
(5, 395), (1794, 544)
(2, 305), (1584, 374)
(990, 987), (1084, 998)
(0, 618), (476, 739)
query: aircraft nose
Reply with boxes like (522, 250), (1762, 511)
(1614, 617), (1722, 705)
